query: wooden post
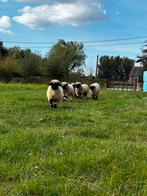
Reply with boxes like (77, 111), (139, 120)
(95, 55), (99, 79)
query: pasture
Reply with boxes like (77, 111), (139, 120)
(0, 83), (147, 195)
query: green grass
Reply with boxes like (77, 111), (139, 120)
(0, 83), (147, 195)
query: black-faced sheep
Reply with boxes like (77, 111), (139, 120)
(71, 83), (76, 89)
(89, 83), (100, 100)
(75, 82), (90, 98)
(47, 79), (63, 109)
(61, 82), (75, 101)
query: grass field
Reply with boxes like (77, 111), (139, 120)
(0, 83), (147, 195)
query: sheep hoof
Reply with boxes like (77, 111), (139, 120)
(51, 104), (54, 109)
(54, 104), (57, 109)
(93, 96), (97, 100)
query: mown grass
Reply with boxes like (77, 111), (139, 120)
(0, 83), (147, 195)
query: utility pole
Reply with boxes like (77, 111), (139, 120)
(95, 55), (99, 79)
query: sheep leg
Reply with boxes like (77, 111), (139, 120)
(53, 99), (58, 109)
(53, 103), (57, 109)
(92, 95), (97, 100)
(63, 95), (67, 101)
(75, 94), (79, 99)
(50, 99), (54, 109)
(76, 93), (82, 99)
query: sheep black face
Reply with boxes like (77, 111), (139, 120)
(90, 85), (96, 91)
(62, 83), (68, 90)
(75, 83), (81, 88)
(49, 81), (61, 90)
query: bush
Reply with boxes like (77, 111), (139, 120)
(0, 56), (18, 78)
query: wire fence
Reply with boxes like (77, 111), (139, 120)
(108, 81), (143, 91)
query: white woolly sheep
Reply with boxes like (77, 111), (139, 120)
(47, 79), (64, 109)
(61, 82), (75, 101)
(75, 82), (90, 98)
(89, 83), (100, 100)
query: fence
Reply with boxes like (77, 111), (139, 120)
(108, 81), (143, 91)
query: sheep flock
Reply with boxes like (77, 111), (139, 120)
(47, 79), (100, 109)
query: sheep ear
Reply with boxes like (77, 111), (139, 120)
(58, 82), (61, 86)
(49, 82), (52, 86)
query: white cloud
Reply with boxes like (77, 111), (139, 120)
(13, 1), (107, 29)
(0, 28), (13, 35)
(0, 16), (11, 28)
(0, 16), (13, 35)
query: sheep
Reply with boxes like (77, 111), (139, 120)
(75, 82), (90, 98)
(47, 79), (64, 109)
(89, 83), (100, 100)
(61, 82), (75, 101)
(71, 83), (76, 89)
(71, 82), (76, 96)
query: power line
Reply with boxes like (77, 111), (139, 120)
(82, 36), (147, 43)
(2, 41), (55, 45)
(15, 41), (144, 49)
(85, 41), (145, 47)
(2, 35), (147, 45)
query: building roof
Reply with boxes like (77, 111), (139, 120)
(129, 66), (144, 77)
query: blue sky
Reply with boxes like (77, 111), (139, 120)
(0, 0), (147, 74)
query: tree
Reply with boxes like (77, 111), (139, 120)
(0, 41), (8, 58)
(19, 49), (42, 77)
(137, 43), (147, 70)
(98, 55), (134, 80)
(120, 57), (134, 80)
(99, 56), (112, 80)
(8, 47), (42, 77)
(0, 55), (17, 77)
(45, 40), (86, 79)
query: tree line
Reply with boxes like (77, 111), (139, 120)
(137, 43), (147, 70)
(98, 56), (134, 81)
(0, 40), (85, 81)
(0, 39), (146, 82)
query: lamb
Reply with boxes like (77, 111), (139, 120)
(89, 83), (100, 100)
(47, 79), (64, 109)
(61, 82), (75, 101)
(75, 82), (90, 98)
